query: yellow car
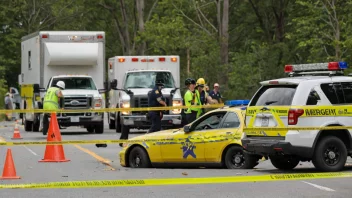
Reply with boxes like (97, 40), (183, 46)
(119, 105), (262, 169)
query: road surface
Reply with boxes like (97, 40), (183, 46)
(0, 117), (351, 198)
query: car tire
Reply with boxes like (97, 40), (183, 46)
(312, 136), (347, 172)
(269, 155), (300, 170)
(128, 146), (151, 168)
(224, 146), (259, 169)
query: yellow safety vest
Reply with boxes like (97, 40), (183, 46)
(184, 90), (201, 114)
(43, 87), (60, 110)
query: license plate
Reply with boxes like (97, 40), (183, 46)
(261, 117), (269, 127)
(71, 117), (79, 122)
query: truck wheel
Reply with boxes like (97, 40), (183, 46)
(115, 113), (121, 133)
(109, 119), (115, 129)
(269, 155), (300, 170)
(223, 146), (259, 169)
(32, 115), (40, 132)
(128, 146), (151, 168)
(24, 120), (33, 132)
(312, 136), (347, 172)
(87, 126), (94, 133)
(95, 122), (104, 134)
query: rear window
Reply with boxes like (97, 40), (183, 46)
(249, 85), (297, 106)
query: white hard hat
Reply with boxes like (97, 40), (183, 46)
(56, 81), (65, 89)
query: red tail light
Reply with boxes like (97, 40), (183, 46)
(288, 108), (304, 125)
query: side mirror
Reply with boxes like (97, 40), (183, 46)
(183, 125), (191, 133)
(110, 79), (117, 90)
(98, 89), (106, 94)
(33, 84), (40, 93)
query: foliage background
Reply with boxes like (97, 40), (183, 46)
(1, 0), (352, 104)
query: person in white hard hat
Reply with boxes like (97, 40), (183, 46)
(41, 81), (65, 135)
(209, 83), (222, 103)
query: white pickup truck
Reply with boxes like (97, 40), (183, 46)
(19, 31), (106, 134)
(107, 56), (182, 134)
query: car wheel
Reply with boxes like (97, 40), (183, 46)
(224, 146), (259, 169)
(128, 146), (151, 168)
(312, 136), (347, 172)
(269, 155), (300, 170)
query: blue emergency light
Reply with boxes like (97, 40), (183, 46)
(225, 100), (250, 106)
(285, 61), (348, 73)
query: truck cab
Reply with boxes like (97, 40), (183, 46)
(107, 56), (182, 134)
(42, 75), (105, 134)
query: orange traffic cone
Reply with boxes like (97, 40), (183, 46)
(39, 113), (70, 163)
(0, 148), (21, 179)
(11, 120), (22, 140)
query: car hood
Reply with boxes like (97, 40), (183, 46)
(130, 128), (183, 141)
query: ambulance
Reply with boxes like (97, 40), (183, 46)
(107, 56), (182, 134)
(19, 31), (106, 134)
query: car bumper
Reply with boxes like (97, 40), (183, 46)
(119, 149), (127, 167)
(121, 114), (182, 127)
(241, 138), (313, 159)
(57, 113), (103, 126)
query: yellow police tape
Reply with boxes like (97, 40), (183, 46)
(0, 135), (241, 146)
(1, 172), (351, 189)
(243, 126), (352, 131)
(0, 104), (226, 113)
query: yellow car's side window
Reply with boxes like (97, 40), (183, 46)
(221, 112), (240, 129)
(193, 112), (226, 131)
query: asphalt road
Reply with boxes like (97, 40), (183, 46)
(0, 117), (351, 197)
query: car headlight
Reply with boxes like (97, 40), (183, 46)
(93, 98), (102, 108)
(121, 101), (130, 115)
(172, 100), (182, 114)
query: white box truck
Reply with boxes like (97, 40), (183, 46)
(19, 31), (107, 134)
(107, 56), (182, 134)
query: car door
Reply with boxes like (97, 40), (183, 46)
(160, 111), (227, 163)
(204, 111), (242, 162)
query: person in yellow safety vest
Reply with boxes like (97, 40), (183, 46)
(41, 81), (65, 136)
(183, 78), (201, 124)
(195, 78), (218, 117)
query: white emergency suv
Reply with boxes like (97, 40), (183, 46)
(242, 62), (352, 172)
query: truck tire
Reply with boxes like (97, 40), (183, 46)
(95, 122), (104, 134)
(223, 146), (259, 169)
(87, 126), (95, 133)
(24, 120), (33, 132)
(312, 136), (347, 172)
(128, 146), (151, 168)
(32, 114), (40, 132)
(115, 113), (121, 133)
(269, 155), (300, 170)
(109, 119), (115, 129)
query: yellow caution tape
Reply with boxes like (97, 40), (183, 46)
(0, 104), (226, 113)
(1, 172), (351, 189)
(243, 126), (352, 131)
(0, 135), (241, 146)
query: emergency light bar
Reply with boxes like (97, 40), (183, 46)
(284, 62), (348, 73)
(225, 100), (249, 106)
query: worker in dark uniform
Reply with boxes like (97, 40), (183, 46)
(147, 79), (167, 133)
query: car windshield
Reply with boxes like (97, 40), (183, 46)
(124, 71), (175, 89)
(51, 77), (97, 90)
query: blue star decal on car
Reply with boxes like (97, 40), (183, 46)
(181, 136), (196, 159)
